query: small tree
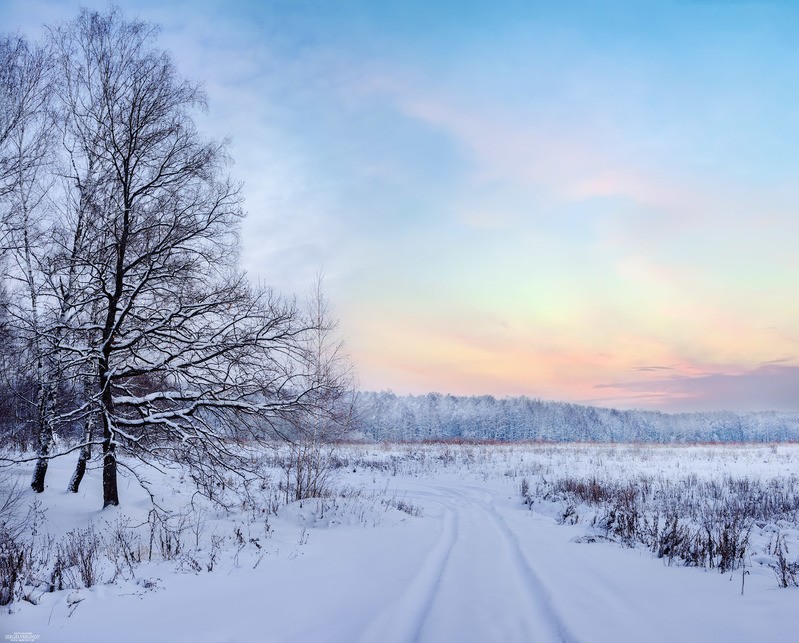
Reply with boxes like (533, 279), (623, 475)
(0, 33), (63, 492)
(282, 274), (355, 500)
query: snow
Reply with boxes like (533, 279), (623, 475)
(3, 443), (799, 642)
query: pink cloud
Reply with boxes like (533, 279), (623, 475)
(594, 364), (799, 412)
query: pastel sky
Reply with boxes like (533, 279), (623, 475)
(4, 0), (799, 412)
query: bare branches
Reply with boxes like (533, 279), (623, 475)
(0, 8), (350, 510)
(0, 35), (50, 205)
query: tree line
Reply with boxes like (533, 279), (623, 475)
(356, 391), (799, 443)
(0, 9), (352, 508)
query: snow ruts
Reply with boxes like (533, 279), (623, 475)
(357, 499), (458, 643)
(360, 481), (581, 643)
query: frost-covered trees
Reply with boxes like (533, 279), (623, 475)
(0, 33), (61, 492)
(354, 391), (799, 443)
(49, 9), (255, 506)
(0, 9), (347, 508)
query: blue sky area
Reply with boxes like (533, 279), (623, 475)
(3, 0), (799, 411)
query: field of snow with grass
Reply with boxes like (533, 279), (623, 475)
(3, 442), (799, 643)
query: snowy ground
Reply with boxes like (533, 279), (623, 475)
(2, 442), (799, 642)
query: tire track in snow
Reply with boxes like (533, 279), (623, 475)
(407, 481), (582, 643)
(480, 495), (582, 643)
(357, 496), (458, 643)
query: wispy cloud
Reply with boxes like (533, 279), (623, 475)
(7, 0), (799, 411)
(595, 365), (799, 412)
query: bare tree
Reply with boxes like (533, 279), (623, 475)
(0, 34), (61, 492)
(300, 273), (356, 442)
(0, 10), (346, 511)
(281, 274), (356, 500)
(49, 9), (323, 508)
(0, 281), (27, 446)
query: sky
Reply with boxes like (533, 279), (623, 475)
(2, 0), (799, 412)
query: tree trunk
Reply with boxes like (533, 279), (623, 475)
(100, 355), (119, 507)
(67, 414), (93, 493)
(100, 358), (119, 506)
(30, 456), (48, 493)
(67, 450), (88, 493)
(30, 384), (54, 493)
(100, 348), (120, 506)
(30, 413), (52, 493)
(102, 433), (119, 507)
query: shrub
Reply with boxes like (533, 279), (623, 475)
(770, 534), (799, 588)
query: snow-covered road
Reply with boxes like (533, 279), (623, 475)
(358, 477), (799, 643)
(361, 481), (578, 643)
(6, 463), (799, 643)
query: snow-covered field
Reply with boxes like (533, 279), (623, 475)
(2, 442), (799, 643)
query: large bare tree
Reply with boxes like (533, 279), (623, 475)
(0, 9), (341, 509)
(49, 9), (325, 507)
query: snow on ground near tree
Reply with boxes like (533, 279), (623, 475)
(3, 442), (799, 642)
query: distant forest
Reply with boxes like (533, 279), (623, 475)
(355, 391), (799, 443)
